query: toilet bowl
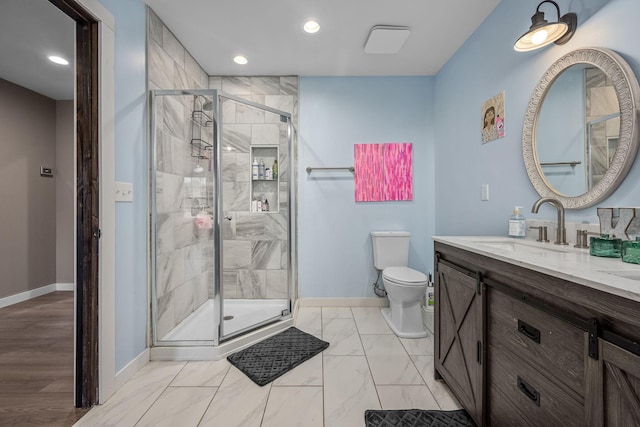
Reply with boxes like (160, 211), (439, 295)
(371, 231), (429, 339)
(380, 266), (428, 338)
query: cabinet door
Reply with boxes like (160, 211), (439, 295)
(435, 261), (484, 424)
(588, 339), (640, 426)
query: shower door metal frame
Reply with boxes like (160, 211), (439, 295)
(150, 89), (222, 347)
(216, 91), (295, 343)
(150, 89), (296, 347)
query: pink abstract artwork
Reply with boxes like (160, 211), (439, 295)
(354, 143), (413, 202)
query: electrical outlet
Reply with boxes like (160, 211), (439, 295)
(481, 184), (489, 201)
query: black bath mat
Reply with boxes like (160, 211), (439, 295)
(364, 409), (476, 427)
(227, 327), (329, 386)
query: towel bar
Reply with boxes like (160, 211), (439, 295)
(306, 166), (355, 173)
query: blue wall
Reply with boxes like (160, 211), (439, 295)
(434, 0), (640, 235)
(99, 0), (148, 372)
(298, 77), (435, 298)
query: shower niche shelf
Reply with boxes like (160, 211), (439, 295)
(250, 145), (279, 213)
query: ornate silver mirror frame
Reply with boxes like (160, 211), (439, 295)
(523, 47), (640, 209)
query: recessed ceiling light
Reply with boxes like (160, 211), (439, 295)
(48, 55), (69, 65)
(303, 20), (320, 34)
(233, 55), (248, 65)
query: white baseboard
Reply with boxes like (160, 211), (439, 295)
(297, 297), (389, 307)
(0, 282), (74, 309)
(114, 348), (150, 394)
(55, 282), (75, 291)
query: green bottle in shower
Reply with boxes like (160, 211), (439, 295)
(272, 159), (278, 179)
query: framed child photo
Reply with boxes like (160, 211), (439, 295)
(481, 91), (505, 144)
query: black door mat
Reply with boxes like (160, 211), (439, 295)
(227, 327), (329, 386)
(364, 409), (476, 427)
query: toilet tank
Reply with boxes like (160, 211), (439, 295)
(371, 231), (410, 270)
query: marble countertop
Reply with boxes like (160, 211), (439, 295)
(433, 236), (640, 303)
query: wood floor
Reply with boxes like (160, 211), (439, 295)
(0, 292), (87, 426)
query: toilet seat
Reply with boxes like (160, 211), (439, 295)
(383, 267), (428, 286)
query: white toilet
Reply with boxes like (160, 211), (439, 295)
(371, 231), (428, 338)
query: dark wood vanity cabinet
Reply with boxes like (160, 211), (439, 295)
(434, 242), (640, 427)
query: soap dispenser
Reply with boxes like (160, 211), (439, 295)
(508, 206), (526, 238)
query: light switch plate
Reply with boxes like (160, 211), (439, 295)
(115, 182), (133, 202)
(482, 184), (489, 201)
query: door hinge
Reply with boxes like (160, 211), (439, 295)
(92, 228), (101, 239)
(477, 340), (482, 364)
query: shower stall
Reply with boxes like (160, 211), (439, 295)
(150, 89), (296, 354)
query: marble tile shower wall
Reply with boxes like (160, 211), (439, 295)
(209, 76), (298, 301)
(148, 7), (212, 339)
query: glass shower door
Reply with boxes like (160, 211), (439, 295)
(218, 93), (292, 341)
(151, 89), (218, 346)
(150, 89), (293, 347)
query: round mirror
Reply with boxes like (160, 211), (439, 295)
(523, 48), (640, 209)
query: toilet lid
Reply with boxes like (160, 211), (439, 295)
(383, 267), (428, 284)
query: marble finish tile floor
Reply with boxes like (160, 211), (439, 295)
(75, 306), (460, 427)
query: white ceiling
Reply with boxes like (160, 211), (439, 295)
(0, 0), (502, 100)
(144, 0), (502, 76)
(0, 0), (75, 100)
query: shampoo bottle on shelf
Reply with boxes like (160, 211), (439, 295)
(258, 158), (265, 180)
(508, 206), (526, 238)
(252, 158), (259, 180)
(272, 159), (278, 179)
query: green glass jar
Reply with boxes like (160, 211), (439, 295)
(590, 234), (622, 258)
(622, 237), (640, 265)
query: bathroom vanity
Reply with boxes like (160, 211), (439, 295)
(433, 236), (640, 427)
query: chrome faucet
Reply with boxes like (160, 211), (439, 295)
(531, 197), (568, 245)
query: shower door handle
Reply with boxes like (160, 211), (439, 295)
(224, 216), (232, 221)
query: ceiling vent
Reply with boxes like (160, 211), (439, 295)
(363, 25), (411, 54)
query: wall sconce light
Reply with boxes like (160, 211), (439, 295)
(514, 1), (577, 52)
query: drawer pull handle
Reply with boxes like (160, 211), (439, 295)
(518, 319), (541, 344)
(517, 376), (540, 406)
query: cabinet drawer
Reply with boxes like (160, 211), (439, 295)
(489, 288), (586, 396)
(488, 345), (584, 427)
